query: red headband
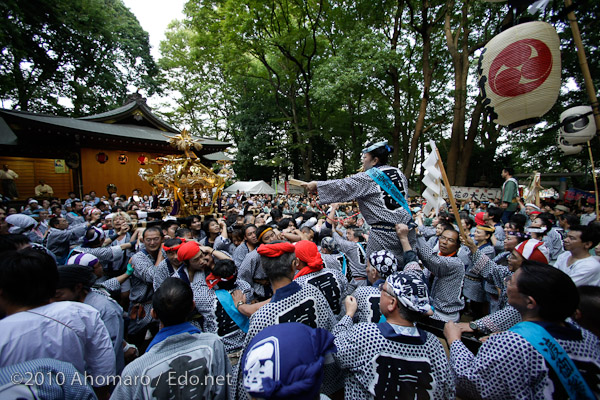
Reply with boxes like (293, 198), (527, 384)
(257, 242), (295, 258)
(205, 273), (236, 289)
(177, 241), (200, 262)
(163, 238), (187, 252)
(294, 240), (323, 268)
(294, 240), (324, 279)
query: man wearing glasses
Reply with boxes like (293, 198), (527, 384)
(458, 238), (550, 335)
(397, 223), (465, 322)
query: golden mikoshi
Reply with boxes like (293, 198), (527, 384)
(138, 129), (229, 216)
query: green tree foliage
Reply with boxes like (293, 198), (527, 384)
(0, 0), (160, 116)
(158, 0), (598, 188)
(157, 20), (236, 141)
(496, 0), (600, 189)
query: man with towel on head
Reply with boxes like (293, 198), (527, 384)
(293, 240), (346, 317)
(233, 241), (339, 399)
(241, 323), (336, 400)
(335, 269), (453, 399)
(194, 258), (252, 366)
(352, 249), (400, 324)
(237, 224), (281, 301)
(175, 239), (234, 330)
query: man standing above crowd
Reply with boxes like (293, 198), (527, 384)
(500, 167), (518, 224)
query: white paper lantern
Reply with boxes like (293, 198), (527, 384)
(557, 134), (583, 155)
(559, 105), (596, 145)
(478, 21), (561, 131)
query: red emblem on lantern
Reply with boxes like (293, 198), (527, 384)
(489, 39), (552, 98)
(137, 155), (149, 165)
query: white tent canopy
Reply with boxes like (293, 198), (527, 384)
(223, 181), (276, 195)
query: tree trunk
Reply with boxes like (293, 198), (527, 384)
(12, 58), (29, 111)
(388, 1), (404, 167)
(444, 0), (471, 185)
(455, 96), (484, 185)
(404, 7), (435, 178)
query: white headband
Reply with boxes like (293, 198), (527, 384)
(362, 140), (388, 154)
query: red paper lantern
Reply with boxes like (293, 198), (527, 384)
(478, 21), (561, 131)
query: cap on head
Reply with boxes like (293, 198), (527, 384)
(67, 253), (99, 267)
(385, 271), (431, 314)
(514, 239), (549, 264)
(368, 250), (398, 277)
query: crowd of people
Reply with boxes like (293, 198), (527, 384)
(1, 141), (600, 399)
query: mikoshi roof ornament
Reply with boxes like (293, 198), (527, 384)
(559, 105), (596, 146)
(139, 129), (225, 216)
(557, 135), (583, 156)
(478, 21), (561, 131)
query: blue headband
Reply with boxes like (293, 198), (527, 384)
(362, 140), (389, 154)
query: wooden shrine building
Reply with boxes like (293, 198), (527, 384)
(0, 94), (229, 200)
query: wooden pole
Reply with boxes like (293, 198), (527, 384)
(564, 2), (599, 219)
(587, 141), (600, 220)
(564, 0), (600, 134)
(434, 147), (468, 240)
